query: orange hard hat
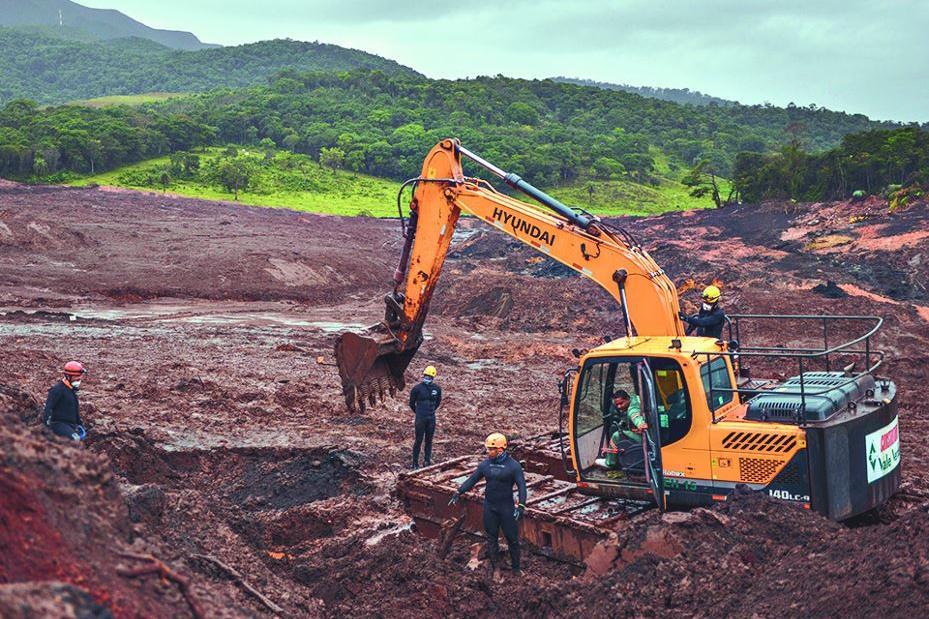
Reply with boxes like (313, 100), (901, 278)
(63, 361), (86, 377)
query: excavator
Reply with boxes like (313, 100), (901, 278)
(335, 139), (901, 563)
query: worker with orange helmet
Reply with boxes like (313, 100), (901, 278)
(679, 285), (727, 339)
(43, 361), (87, 441)
(449, 432), (527, 575)
(409, 365), (442, 469)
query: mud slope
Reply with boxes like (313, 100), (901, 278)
(1, 183), (928, 617)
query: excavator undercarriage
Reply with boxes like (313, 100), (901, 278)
(397, 449), (653, 565)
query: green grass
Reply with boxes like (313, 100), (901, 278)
(66, 146), (726, 218)
(70, 92), (185, 108)
(549, 175), (732, 216)
(68, 148), (401, 216)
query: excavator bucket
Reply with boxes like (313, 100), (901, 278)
(334, 327), (419, 412)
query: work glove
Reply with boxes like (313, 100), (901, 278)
(77, 425), (87, 440)
(448, 492), (460, 506)
(514, 504), (525, 521)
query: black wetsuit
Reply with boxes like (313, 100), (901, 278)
(44, 380), (83, 440)
(685, 304), (727, 339)
(409, 380), (441, 466)
(457, 452), (528, 571)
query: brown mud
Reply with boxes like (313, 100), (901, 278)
(1, 183), (928, 617)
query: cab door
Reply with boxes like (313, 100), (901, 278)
(637, 361), (666, 511)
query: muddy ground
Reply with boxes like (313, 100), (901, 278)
(1, 183), (928, 617)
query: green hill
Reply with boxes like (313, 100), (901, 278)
(0, 29), (423, 105)
(67, 147), (402, 216)
(552, 77), (737, 108)
(0, 0), (213, 50)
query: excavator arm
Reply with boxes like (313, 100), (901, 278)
(335, 139), (684, 411)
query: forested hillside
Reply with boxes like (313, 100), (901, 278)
(553, 77), (737, 107)
(0, 69), (906, 190)
(0, 29), (422, 104)
(734, 127), (929, 203)
(0, 0), (211, 50)
(157, 71), (897, 182)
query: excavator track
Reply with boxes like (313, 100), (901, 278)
(396, 453), (653, 565)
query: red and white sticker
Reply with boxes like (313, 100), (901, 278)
(866, 416), (900, 483)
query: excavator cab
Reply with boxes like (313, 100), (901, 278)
(565, 315), (899, 520)
(569, 348), (706, 509)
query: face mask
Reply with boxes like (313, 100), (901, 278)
(71, 380), (82, 390)
(702, 303), (713, 311)
(423, 376), (433, 384)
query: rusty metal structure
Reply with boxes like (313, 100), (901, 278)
(396, 444), (652, 564)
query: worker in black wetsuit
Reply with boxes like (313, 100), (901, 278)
(44, 361), (87, 441)
(680, 285), (727, 339)
(449, 433), (527, 575)
(409, 365), (442, 469)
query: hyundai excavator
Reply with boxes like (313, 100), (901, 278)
(335, 139), (901, 563)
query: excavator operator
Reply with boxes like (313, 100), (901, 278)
(680, 285), (727, 339)
(597, 389), (648, 472)
(449, 433), (527, 576)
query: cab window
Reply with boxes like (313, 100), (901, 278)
(576, 361), (608, 435)
(652, 359), (691, 446)
(701, 357), (734, 411)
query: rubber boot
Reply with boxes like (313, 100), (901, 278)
(486, 540), (501, 580)
(509, 543), (521, 575)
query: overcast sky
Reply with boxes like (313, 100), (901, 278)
(78, 0), (929, 122)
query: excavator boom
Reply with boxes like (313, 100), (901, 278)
(335, 139), (683, 411)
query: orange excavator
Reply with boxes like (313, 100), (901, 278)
(335, 139), (900, 562)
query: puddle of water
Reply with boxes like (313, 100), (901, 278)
(465, 359), (499, 370)
(0, 323), (168, 339)
(308, 320), (366, 333)
(74, 309), (137, 320)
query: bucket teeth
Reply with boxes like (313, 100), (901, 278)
(335, 328), (419, 412)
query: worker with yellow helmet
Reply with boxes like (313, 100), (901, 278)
(409, 365), (442, 469)
(448, 432), (527, 576)
(678, 284), (727, 339)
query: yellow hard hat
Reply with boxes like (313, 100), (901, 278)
(423, 365), (437, 378)
(485, 433), (508, 449)
(702, 285), (721, 303)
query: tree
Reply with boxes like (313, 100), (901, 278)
(592, 156), (624, 180)
(319, 146), (345, 170)
(259, 137), (277, 159)
(214, 156), (255, 200)
(683, 159), (736, 208)
(32, 153), (48, 177)
(282, 132), (300, 152)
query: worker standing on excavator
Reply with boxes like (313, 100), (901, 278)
(44, 361), (87, 441)
(409, 365), (442, 469)
(680, 285), (727, 339)
(449, 433), (527, 576)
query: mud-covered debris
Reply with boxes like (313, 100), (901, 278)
(0, 582), (112, 619)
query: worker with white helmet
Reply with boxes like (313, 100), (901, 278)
(409, 365), (442, 469)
